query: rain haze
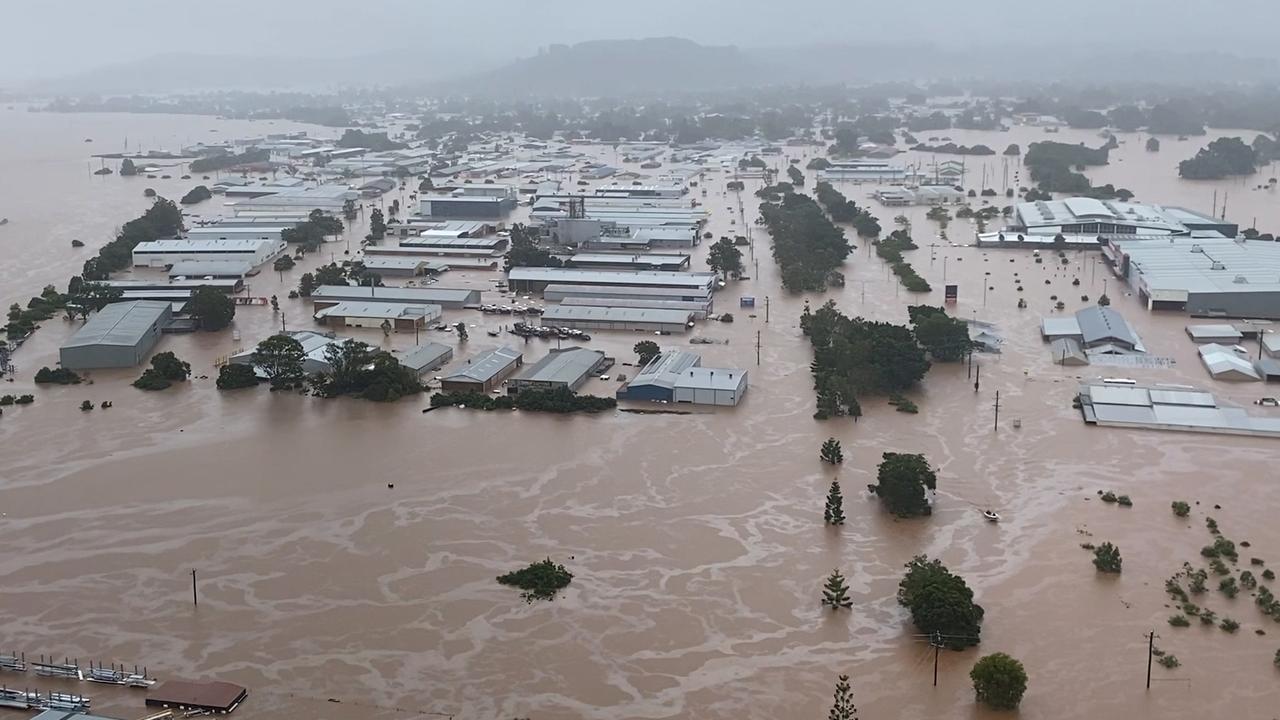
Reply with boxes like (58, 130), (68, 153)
(3, 2), (1280, 720)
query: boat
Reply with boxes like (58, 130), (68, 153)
(982, 510), (1001, 522)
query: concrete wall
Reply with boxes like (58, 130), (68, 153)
(1187, 291), (1280, 320)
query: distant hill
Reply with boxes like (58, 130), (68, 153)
(444, 38), (772, 97)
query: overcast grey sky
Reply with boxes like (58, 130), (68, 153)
(4, 0), (1277, 84)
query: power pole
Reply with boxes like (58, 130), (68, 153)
(191, 569), (198, 607)
(932, 631), (941, 687)
(993, 390), (1000, 431)
(756, 331), (761, 366)
(764, 296), (770, 323)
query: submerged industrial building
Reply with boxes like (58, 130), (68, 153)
(1103, 237), (1280, 319)
(616, 350), (748, 406)
(59, 300), (172, 370)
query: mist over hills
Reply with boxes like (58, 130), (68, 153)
(26, 37), (1280, 98)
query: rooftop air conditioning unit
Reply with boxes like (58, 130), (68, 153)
(1190, 245), (1204, 253)
(1210, 261), (1226, 270)
(1233, 275), (1249, 284)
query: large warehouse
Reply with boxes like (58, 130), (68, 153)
(418, 186), (517, 219)
(59, 300), (172, 370)
(1012, 198), (1235, 238)
(309, 285), (480, 309)
(507, 268), (717, 294)
(132, 238), (286, 268)
(506, 347), (608, 395)
(539, 306), (694, 333)
(617, 350), (748, 406)
(1104, 238), (1280, 319)
(440, 346), (524, 393)
(543, 283), (714, 305)
(312, 301), (441, 330)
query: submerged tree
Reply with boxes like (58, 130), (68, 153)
(1093, 542), (1123, 573)
(871, 452), (936, 517)
(828, 674), (858, 720)
(634, 340), (661, 365)
(970, 653), (1028, 710)
(825, 481), (846, 525)
(820, 437), (844, 464)
(822, 569), (853, 609)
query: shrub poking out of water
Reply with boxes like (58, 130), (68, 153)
(888, 394), (919, 413)
(1251, 557), (1265, 566)
(1157, 654), (1180, 669)
(1182, 602), (1201, 616)
(34, 366), (82, 385)
(1093, 542), (1122, 573)
(1220, 617), (1240, 633)
(1188, 569), (1209, 594)
(1172, 501), (1191, 517)
(1117, 495), (1133, 507)
(1264, 569), (1276, 581)
(14, 395), (33, 405)
(1169, 614), (1191, 627)
(497, 558), (573, 603)
(79, 400), (93, 411)
(1220, 577), (1239, 598)
(1274, 649), (1280, 668)
(1100, 491), (1118, 504)
(1166, 578), (1188, 602)
(1200, 609), (1218, 625)
(1240, 571), (1258, 590)
(1080, 543), (1096, 551)
(1206, 517), (1220, 534)
(1211, 559), (1230, 576)
(969, 653), (1027, 710)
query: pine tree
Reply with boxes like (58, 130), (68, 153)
(822, 569), (852, 609)
(828, 673), (858, 720)
(825, 481), (846, 525)
(820, 437), (844, 464)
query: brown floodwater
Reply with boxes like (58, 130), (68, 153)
(2, 109), (1279, 719)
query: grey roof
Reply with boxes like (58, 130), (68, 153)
(1114, 238), (1280, 296)
(1198, 344), (1260, 380)
(310, 285), (479, 305)
(63, 300), (170, 348)
(1016, 198), (1219, 234)
(399, 342), (453, 372)
(1079, 381), (1280, 437)
(508, 268), (715, 289)
(544, 283), (713, 300)
(134, 238), (276, 252)
(1185, 324), (1243, 342)
(32, 711), (125, 720)
(402, 236), (504, 248)
(511, 347), (605, 385)
(1076, 306), (1138, 348)
(629, 350), (702, 390)
(443, 346), (522, 383)
(313, 301), (440, 321)
(1041, 317), (1082, 339)
(540, 305), (694, 326)
(1049, 337), (1088, 365)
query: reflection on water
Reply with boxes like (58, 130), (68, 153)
(1, 110), (1279, 719)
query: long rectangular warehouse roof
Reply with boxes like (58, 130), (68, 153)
(63, 300), (171, 348)
(508, 268), (716, 289)
(541, 305), (694, 325)
(310, 285), (479, 305)
(543, 283), (712, 299)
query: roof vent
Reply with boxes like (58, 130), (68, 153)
(1233, 275), (1249, 284)
(1210, 261), (1226, 270)
(1190, 245), (1204, 253)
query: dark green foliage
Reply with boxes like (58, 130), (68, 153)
(81, 198), (182, 281)
(875, 231), (930, 292)
(822, 569), (853, 609)
(369, 207), (386, 240)
(311, 339), (422, 402)
(806, 157), (831, 170)
(1100, 490), (1118, 503)
(253, 334), (307, 390)
(119, 158), (138, 176)
(187, 286), (235, 331)
(297, 272), (316, 297)
(828, 674), (858, 720)
(1188, 568), (1209, 594)
(149, 351), (190, 381)
(1206, 516), (1220, 534)
(803, 301), (930, 419)
(430, 387), (615, 413)
(786, 164), (804, 187)
(912, 143), (994, 156)
(1168, 614), (1191, 627)
(908, 306), (971, 362)
(132, 369), (172, 391)
(1093, 542), (1122, 573)
(497, 558), (572, 603)
(1211, 558), (1230, 576)
(1220, 617), (1240, 633)
(505, 223), (562, 270)
(337, 129), (406, 151)
(1146, 137), (1161, 152)
(282, 209), (344, 251)
(216, 363), (260, 390)
(13, 395), (34, 405)
(1220, 577), (1239, 598)
(969, 653), (1027, 710)
(79, 400), (94, 411)
(1265, 569), (1276, 581)
(1117, 495), (1133, 507)
(34, 367), (82, 384)
(1165, 578), (1188, 602)
(820, 438), (844, 464)
(706, 237), (744, 280)
(760, 190), (851, 291)
(1172, 500), (1191, 517)
(1157, 654), (1180, 669)
(273, 255), (295, 271)
(179, 185), (212, 205)
(633, 340), (660, 365)
(1025, 141), (1110, 193)
(1179, 137), (1258, 179)
(898, 556), (983, 649)
(1003, 143), (1021, 156)
(825, 481), (845, 525)
(872, 452), (936, 517)
(189, 148), (269, 173)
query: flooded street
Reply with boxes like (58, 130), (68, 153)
(2, 109), (1279, 718)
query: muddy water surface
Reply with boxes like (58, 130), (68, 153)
(1, 110), (1279, 719)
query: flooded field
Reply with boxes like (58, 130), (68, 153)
(1, 108), (1279, 719)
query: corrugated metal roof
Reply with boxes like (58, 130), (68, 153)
(444, 346), (522, 383)
(541, 305), (694, 325)
(63, 300), (170, 348)
(511, 347), (604, 385)
(1076, 306), (1138, 347)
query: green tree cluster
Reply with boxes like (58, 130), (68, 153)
(216, 363), (260, 390)
(497, 558), (573, 603)
(34, 366), (82, 385)
(786, 164), (805, 187)
(706, 238), (744, 280)
(430, 387), (617, 414)
(970, 653), (1028, 710)
(336, 129), (407, 151)
(505, 223), (563, 270)
(802, 301), (930, 419)
(82, 198), (183, 280)
(189, 148), (270, 173)
(898, 555), (984, 648)
(179, 185), (212, 205)
(827, 674), (858, 720)
(368, 207), (387, 241)
(1024, 141), (1112, 194)
(908, 306), (972, 361)
(282, 209), (344, 251)
(871, 452), (937, 517)
(253, 334), (307, 390)
(759, 192), (851, 292)
(1093, 542), (1123, 573)
(633, 340), (661, 365)
(875, 230), (930, 292)
(133, 351), (190, 391)
(824, 481), (846, 525)
(188, 286), (236, 331)
(310, 339), (422, 402)
(822, 569), (853, 609)
(1179, 137), (1259, 179)
(820, 438), (844, 464)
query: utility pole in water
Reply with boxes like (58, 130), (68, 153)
(1146, 629), (1156, 689)
(191, 569), (198, 607)
(993, 390), (1000, 431)
(756, 331), (761, 367)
